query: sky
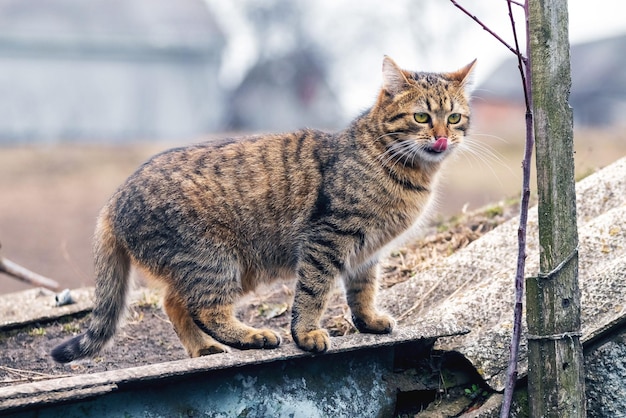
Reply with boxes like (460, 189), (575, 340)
(205, 1), (626, 119)
(463, 0), (626, 79)
(568, 1), (625, 43)
(361, 1), (625, 117)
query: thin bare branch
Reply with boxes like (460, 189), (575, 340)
(447, 1), (534, 416)
(0, 256), (60, 291)
(449, 0), (527, 61)
(501, 1), (533, 417)
(499, 4), (529, 414)
(508, 0), (531, 112)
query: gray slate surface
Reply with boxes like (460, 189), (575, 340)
(381, 156), (626, 392)
(0, 287), (94, 330)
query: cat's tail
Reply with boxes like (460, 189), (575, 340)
(51, 208), (131, 363)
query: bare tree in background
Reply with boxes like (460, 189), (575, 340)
(204, 0), (489, 102)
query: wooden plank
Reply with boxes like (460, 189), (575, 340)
(526, 0), (586, 416)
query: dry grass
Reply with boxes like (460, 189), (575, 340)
(380, 200), (519, 290)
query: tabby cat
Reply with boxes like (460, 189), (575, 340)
(51, 56), (476, 362)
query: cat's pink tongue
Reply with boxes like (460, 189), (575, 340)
(432, 137), (448, 152)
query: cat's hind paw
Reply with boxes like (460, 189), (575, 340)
(194, 343), (229, 357)
(352, 312), (395, 334)
(294, 329), (331, 353)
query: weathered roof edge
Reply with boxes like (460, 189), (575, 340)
(0, 325), (464, 413)
(381, 156), (626, 391)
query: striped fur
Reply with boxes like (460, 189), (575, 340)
(51, 57), (476, 362)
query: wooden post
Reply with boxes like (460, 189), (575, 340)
(526, 0), (586, 416)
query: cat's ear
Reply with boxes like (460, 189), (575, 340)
(382, 56), (411, 96)
(447, 59), (478, 85)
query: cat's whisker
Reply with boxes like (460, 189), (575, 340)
(374, 131), (410, 167)
(394, 141), (421, 170)
(373, 127), (443, 169)
(408, 142), (429, 167)
(376, 144), (399, 166)
(458, 138), (517, 186)
(461, 141), (502, 167)
(461, 146), (498, 176)
(463, 137), (514, 172)
(470, 132), (511, 144)
(461, 141), (497, 164)
(374, 131), (403, 144)
(394, 141), (416, 167)
(377, 140), (415, 170)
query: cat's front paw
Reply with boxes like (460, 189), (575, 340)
(352, 312), (395, 334)
(294, 329), (331, 353)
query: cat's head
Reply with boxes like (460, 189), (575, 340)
(374, 56), (476, 165)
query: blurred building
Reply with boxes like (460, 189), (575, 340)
(227, 48), (341, 132)
(0, 0), (225, 143)
(475, 34), (626, 128)
(0, 0), (347, 143)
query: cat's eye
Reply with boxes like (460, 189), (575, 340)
(414, 113), (430, 124)
(448, 113), (462, 124)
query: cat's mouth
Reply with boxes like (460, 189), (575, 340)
(426, 137), (448, 153)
